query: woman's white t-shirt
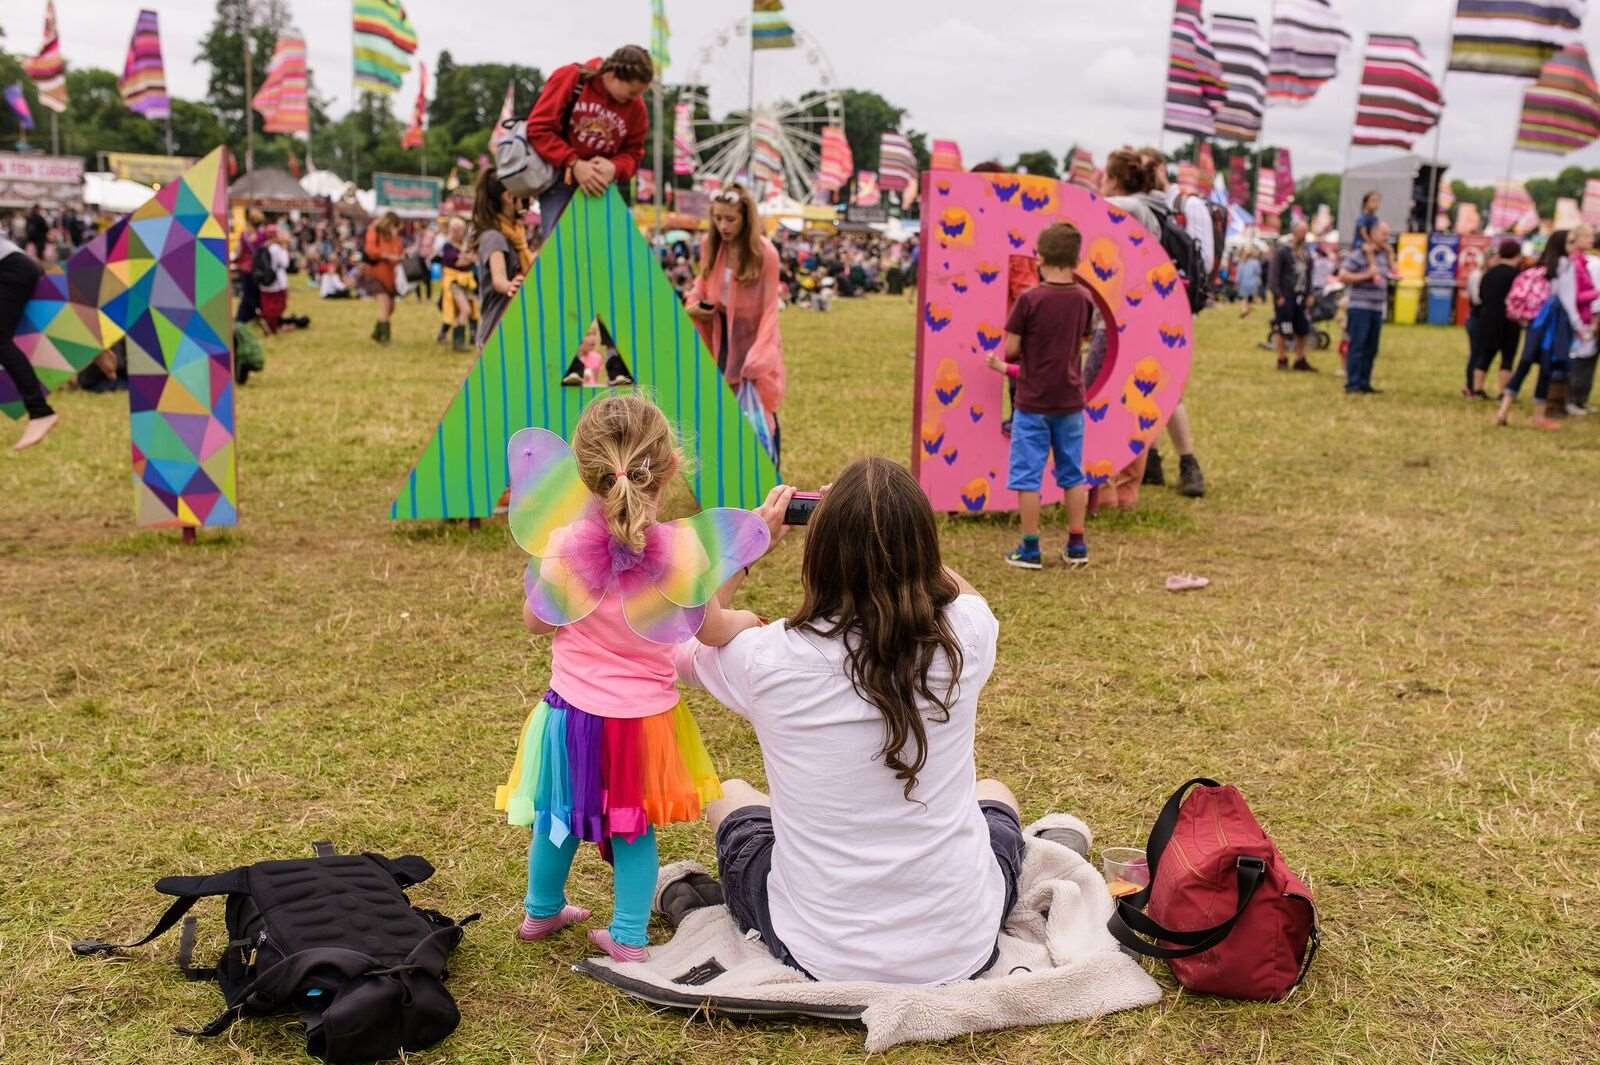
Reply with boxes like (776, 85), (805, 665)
(676, 594), (1003, 985)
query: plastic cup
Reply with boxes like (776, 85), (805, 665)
(1102, 847), (1149, 898)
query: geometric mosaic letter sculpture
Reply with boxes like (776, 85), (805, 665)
(390, 187), (777, 520)
(2, 148), (236, 529)
(912, 170), (1194, 514)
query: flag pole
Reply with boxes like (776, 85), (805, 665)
(1423, 5), (1456, 234)
(1156, 0), (1179, 153)
(745, 18), (756, 181)
(50, 111), (59, 156)
(242, 1), (255, 173)
(653, 84), (664, 233)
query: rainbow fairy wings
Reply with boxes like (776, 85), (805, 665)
(506, 428), (770, 644)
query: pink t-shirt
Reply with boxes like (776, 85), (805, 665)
(548, 596), (679, 718)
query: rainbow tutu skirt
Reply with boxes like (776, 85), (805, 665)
(495, 689), (722, 845)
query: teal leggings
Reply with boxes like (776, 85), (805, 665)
(524, 828), (658, 947)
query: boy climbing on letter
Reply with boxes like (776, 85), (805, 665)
(985, 222), (1092, 569)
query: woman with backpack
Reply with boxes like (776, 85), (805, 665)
(525, 46), (653, 237)
(1496, 227), (1594, 429)
(361, 212), (404, 346)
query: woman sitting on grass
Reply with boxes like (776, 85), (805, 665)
(663, 460), (1086, 984)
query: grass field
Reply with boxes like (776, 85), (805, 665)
(3, 290), (1597, 1065)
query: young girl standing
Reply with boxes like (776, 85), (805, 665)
(361, 212), (404, 345)
(496, 395), (772, 961)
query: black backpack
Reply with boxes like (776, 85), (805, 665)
(1153, 203), (1211, 314)
(73, 844), (478, 1064)
(251, 243), (277, 287)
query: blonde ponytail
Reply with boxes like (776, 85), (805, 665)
(572, 395), (680, 552)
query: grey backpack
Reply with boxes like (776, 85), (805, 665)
(495, 73), (589, 198)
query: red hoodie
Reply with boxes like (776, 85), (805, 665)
(527, 59), (647, 182)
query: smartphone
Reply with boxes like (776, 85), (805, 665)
(783, 492), (823, 526)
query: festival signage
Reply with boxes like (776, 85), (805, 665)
(106, 152), (196, 185)
(373, 171), (443, 219)
(0, 152), (84, 209)
(1426, 233), (1460, 286)
(674, 188), (711, 219)
(845, 204), (888, 223)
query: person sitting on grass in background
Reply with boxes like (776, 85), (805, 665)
(984, 222), (1093, 569)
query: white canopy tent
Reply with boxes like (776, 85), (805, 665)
(82, 172), (157, 214)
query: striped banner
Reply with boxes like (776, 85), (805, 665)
(252, 35), (309, 135)
(878, 131), (917, 190)
(752, 0), (796, 50)
(353, 0), (418, 95)
(119, 10), (170, 120)
(1196, 141), (1216, 187)
(1583, 177), (1600, 224)
(930, 138), (963, 172)
(1177, 161), (1201, 196)
(5, 85), (35, 131)
(1516, 45), (1600, 153)
(1268, 0), (1352, 106)
(1228, 154), (1249, 206)
(819, 126), (853, 189)
(752, 116), (783, 183)
(651, 0), (671, 72)
(1274, 147), (1294, 207)
(1165, 0), (1226, 136)
(1212, 12), (1268, 142)
(853, 171), (881, 207)
(1450, 0), (1586, 79)
(1068, 147), (1098, 190)
(1353, 34), (1443, 150)
(1255, 168), (1278, 223)
(1490, 180), (1537, 232)
(673, 102), (697, 175)
(23, 1), (68, 114)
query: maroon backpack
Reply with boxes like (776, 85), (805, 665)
(1108, 778), (1319, 1001)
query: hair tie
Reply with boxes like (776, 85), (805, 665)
(613, 469), (627, 479)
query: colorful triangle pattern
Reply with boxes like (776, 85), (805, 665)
(390, 188), (777, 520)
(1, 148), (236, 529)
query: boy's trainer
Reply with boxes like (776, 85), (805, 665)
(1064, 541), (1089, 567)
(1006, 537), (1043, 570)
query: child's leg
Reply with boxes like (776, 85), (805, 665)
(1065, 486), (1088, 534)
(1017, 491), (1041, 537)
(607, 827), (658, 947)
(524, 831), (580, 919)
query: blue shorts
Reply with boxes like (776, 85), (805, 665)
(1007, 410), (1086, 493)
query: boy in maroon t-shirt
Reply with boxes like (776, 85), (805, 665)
(985, 222), (1093, 568)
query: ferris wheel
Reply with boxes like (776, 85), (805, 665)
(679, 18), (844, 203)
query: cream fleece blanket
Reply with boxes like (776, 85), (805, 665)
(575, 815), (1163, 1052)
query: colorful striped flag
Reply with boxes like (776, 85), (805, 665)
(1196, 141), (1217, 187)
(5, 85), (35, 131)
(752, 1), (796, 51)
(877, 131), (917, 190)
(353, 0), (418, 95)
(23, 2), (68, 114)
(1228, 154), (1249, 206)
(929, 138), (963, 172)
(1268, 0), (1352, 106)
(1177, 161), (1201, 196)
(1068, 147), (1098, 190)
(1490, 179), (1537, 231)
(252, 34), (309, 135)
(751, 115), (783, 183)
(1255, 168), (1278, 223)
(1582, 177), (1600, 224)
(818, 125), (854, 189)
(1212, 13), (1268, 142)
(1165, 0), (1224, 136)
(1274, 148), (1294, 207)
(119, 10), (170, 120)
(1352, 34), (1444, 150)
(1450, 0), (1586, 79)
(673, 101), (696, 175)
(1515, 45), (1600, 153)
(651, 0), (671, 72)
(853, 171), (881, 207)
(402, 62), (427, 149)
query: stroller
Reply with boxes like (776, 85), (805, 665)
(1262, 284), (1341, 350)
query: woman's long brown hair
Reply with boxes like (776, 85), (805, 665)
(469, 167), (513, 254)
(788, 458), (964, 801)
(701, 184), (763, 286)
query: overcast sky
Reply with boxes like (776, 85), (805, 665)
(13, 0), (1600, 182)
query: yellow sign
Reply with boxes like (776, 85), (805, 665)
(1396, 233), (1427, 281)
(107, 152), (197, 186)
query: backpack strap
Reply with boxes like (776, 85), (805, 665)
(1109, 855), (1265, 959)
(72, 869), (248, 957)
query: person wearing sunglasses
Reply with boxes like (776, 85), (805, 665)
(686, 184), (787, 463)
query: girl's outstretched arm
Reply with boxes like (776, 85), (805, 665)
(696, 596), (761, 647)
(523, 599), (558, 635)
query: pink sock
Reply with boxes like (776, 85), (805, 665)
(588, 928), (648, 963)
(517, 904), (590, 941)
